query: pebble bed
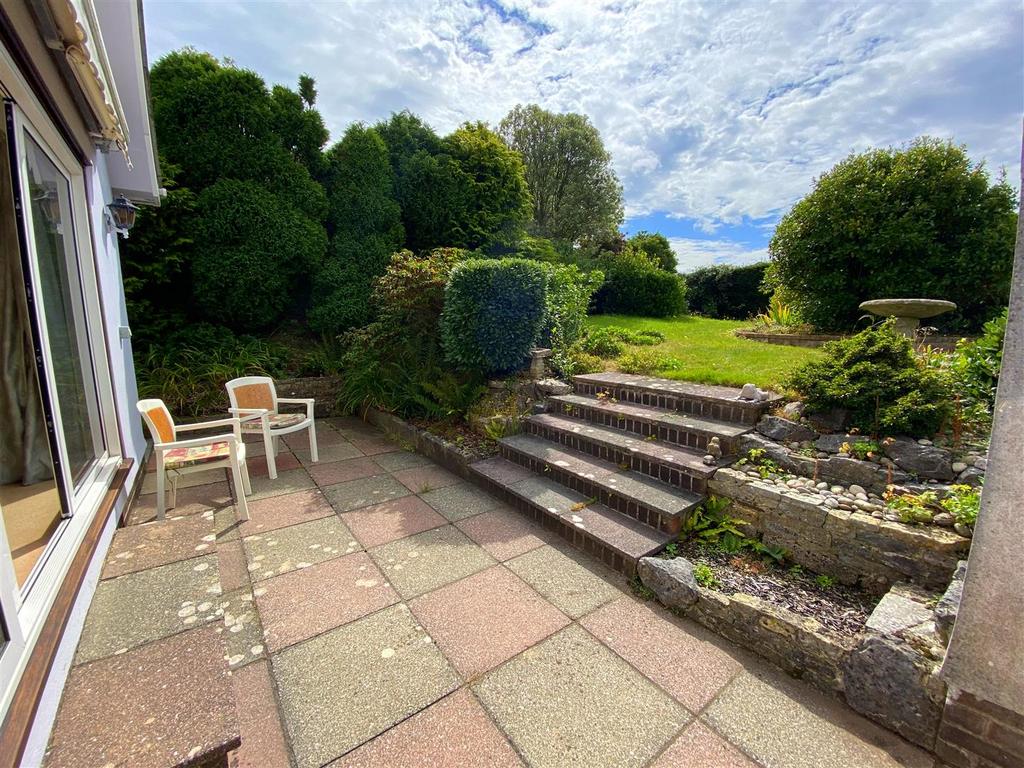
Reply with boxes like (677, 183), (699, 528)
(678, 542), (876, 638)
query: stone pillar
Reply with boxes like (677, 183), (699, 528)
(529, 348), (552, 380)
(937, 179), (1024, 767)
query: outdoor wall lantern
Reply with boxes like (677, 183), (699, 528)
(106, 195), (139, 238)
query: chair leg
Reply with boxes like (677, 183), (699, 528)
(156, 467), (166, 520)
(308, 420), (319, 463)
(241, 459), (252, 495)
(263, 430), (277, 480)
(230, 457), (250, 521)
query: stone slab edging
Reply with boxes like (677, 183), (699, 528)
(639, 556), (957, 753)
(362, 408), (477, 480)
(735, 330), (969, 352)
(709, 467), (970, 594)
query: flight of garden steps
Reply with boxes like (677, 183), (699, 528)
(468, 372), (782, 575)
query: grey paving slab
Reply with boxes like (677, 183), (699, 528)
(372, 450), (434, 472)
(474, 624), (689, 768)
(322, 474), (412, 514)
(75, 555), (222, 664)
(294, 441), (364, 466)
(272, 603), (459, 768)
(248, 468), (317, 500)
(506, 545), (623, 619)
(420, 482), (505, 522)
(243, 516), (360, 581)
(704, 669), (935, 768)
(217, 587), (266, 670)
(370, 525), (496, 599)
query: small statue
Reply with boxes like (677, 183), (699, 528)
(707, 437), (723, 459)
(739, 383), (757, 400)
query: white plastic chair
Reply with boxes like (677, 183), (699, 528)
(136, 399), (251, 520)
(224, 376), (318, 480)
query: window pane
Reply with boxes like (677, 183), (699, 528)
(23, 135), (104, 485)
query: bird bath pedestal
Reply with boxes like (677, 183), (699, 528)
(859, 299), (957, 337)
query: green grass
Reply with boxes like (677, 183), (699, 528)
(586, 314), (821, 391)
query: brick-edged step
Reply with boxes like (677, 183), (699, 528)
(469, 455), (673, 575)
(572, 372), (782, 426)
(548, 392), (750, 455)
(497, 433), (701, 535)
(524, 412), (717, 495)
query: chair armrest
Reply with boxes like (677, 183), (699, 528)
(155, 433), (240, 452)
(179, 416), (243, 441)
(277, 398), (315, 420)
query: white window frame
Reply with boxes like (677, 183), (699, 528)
(0, 45), (123, 716)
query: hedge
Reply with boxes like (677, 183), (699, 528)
(440, 258), (547, 374)
(685, 262), (769, 319)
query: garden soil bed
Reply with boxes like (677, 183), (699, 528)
(407, 418), (498, 461)
(677, 542), (877, 638)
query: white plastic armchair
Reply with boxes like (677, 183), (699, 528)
(224, 376), (318, 479)
(136, 399), (251, 520)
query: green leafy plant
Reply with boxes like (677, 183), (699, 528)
(940, 483), (982, 527)
(884, 487), (940, 525)
(661, 542), (680, 559)
(693, 564), (718, 589)
(685, 262), (770, 320)
(785, 320), (952, 436)
(735, 448), (781, 479)
(753, 295), (800, 329)
(594, 244), (688, 318)
(617, 348), (683, 375)
(841, 440), (881, 460)
(629, 575), (655, 600)
(815, 574), (836, 590)
(581, 327), (626, 358)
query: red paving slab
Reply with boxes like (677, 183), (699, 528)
(341, 495), (448, 549)
(235, 489), (335, 537)
(652, 721), (758, 768)
(346, 433), (401, 456)
(44, 626), (238, 768)
(102, 514), (214, 579)
(331, 688), (523, 768)
(581, 596), (742, 712)
(256, 552), (399, 652)
(217, 539), (252, 593)
(129, 481), (234, 524)
(229, 660), (294, 768)
(392, 464), (463, 494)
(308, 457), (385, 488)
(455, 507), (548, 561)
(409, 565), (570, 679)
(283, 427), (350, 450)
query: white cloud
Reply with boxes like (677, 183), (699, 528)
(142, 0), (1023, 232)
(668, 238), (769, 274)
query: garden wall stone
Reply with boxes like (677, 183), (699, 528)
(275, 376), (345, 417)
(709, 467), (970, 593)
(735, 330), (969, 352)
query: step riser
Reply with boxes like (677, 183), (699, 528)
(524, 421), (708, 495)
(470, 470), (652, 576)
(553, 400), (740, 455)
(573, 381), (765, 426)
(498, 443), (684, 535)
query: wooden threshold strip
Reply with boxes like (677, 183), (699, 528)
(0, 459), (133, 768)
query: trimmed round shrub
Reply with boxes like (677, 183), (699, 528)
(192, 179), (327, 330)
(785, 320), (951, 436)
(441, 258), (547, 375)
(595, 245), (687, 317)
(767, 138), (1017, 332)
(685, 262), (769, 319)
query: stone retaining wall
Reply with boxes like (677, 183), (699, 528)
(275, 376), (346, 417)
(709, 467), (969, 593)
(363, 409), (476, 480)
(735, 330), (970, 352)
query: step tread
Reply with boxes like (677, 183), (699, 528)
(469, 457), (673, 559)
(499, 433), (702, 517)
(549, 393), (750, 438)
(573, 372), (783, 405)
(525, 413), (718, 477)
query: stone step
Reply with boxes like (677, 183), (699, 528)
(572, 372), (782, 426)
(548, 392), (750, 454)
(469, 456), (674, 575)
(523, 412), (718, 495)
(497, 433), (701, 534)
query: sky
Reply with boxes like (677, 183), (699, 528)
(141, 0), (1023, 273)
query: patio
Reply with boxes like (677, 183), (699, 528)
(44, 417), (934, 768)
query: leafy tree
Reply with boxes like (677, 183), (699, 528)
(269, 82), (329, 178)
(628, 231), (676, 272)
(309, 125), (404, 335)
(298, 73), (317, 108)
(767, 138), (1018, 332)
(594, 244), (687, 317)
(149, 49), (327, 221)
(498, 103), (623, 247)
(192, 180), (327, 330)
(400, 122), (531, 252)
(375, 110), (443, 179)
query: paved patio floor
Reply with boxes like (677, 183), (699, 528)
(50, 417), (936, 768)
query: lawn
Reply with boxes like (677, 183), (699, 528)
(586, 314), (821, 391)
